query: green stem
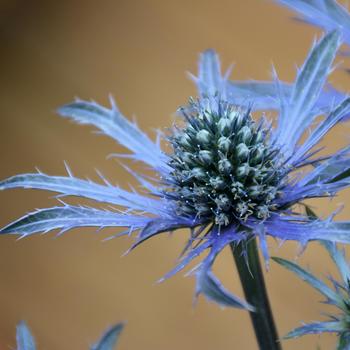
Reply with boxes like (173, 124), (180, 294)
(337, 333), (348, 350)
(230, 238), (282, 350)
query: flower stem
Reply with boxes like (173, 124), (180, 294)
(230, 238), (282, 350)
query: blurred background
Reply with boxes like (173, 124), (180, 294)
(0, 0), (349, 349)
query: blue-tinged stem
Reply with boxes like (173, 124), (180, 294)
(230, 238), (282, 350)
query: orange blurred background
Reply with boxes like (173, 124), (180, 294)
(0, 0), (349, 349)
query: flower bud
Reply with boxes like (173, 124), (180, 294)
(218, 159), (233, 174)
(236, 143), (249, 161)
(215, 194), (231, 211)
(218, 136), (231, 152)
(191, 167), (207, 180)
(238, 126), (252, 144)
(179, 133), (192, 148)
(217, 118), (231, 135)
(236, 164), (250, 179)
(196, 129), (211, 145)
(251, 147), (264, 163)
(209, 176), (226, 190)
(198, 150), (213, 163)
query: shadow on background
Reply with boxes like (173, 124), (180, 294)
(0, 0), (349, 349)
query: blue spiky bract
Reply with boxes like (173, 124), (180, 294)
(16, 322), (36, 350)
(276, 0), (350, 47)
(273, 241), (350, 347)
(14, 321), (124, 350)
(2, 29), (350, 309)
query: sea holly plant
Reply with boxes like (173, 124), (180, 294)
(273, 241), (350, 349)
(3, 6), (350, 350)
(15, 321), (124, 350)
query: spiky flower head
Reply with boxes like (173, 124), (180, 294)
(166, 99), (283, 226)
(273, 240), (350, 349)
(2, 30), (350, 308)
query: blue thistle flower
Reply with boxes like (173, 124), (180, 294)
(273, 241), (350, 348)
(2, 30), (350, 308)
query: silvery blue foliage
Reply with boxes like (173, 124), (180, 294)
(2, 29), (350, 309)
(229, 0), (350, 120)
(226, 79), (346, 118)
(273, 241), (350, 349)
(276, 0), (350, 46)
(91, 323), (124, 350)
(15, 322), (124, 350)
(16, 322), (36, 350)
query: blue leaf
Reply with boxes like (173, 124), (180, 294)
(159, 239), (213, 281)
(320, 240), (350, 286)
(0, 206), (150, 237)
(91, 323), (124, 350)
(196, 268), (255, 311)
(300, 146), (350, 186)
(276, 30), (341, 151)
(194, 49), (225, 97)
(0, 172), (168, 216)
(263, 214), (350, 246)
(191, 227), (253, 310)
(272, 257), (345, 307)
(227, 80), (288, 110)
(16, 322), (36, 350)
(276, 0), (350, 45)
(227, 80), (345, 114)
(57, 99), (169, 172)
(131, 217), (198, 250)
(279, 181), (350, 205)
(290, 97), (350, 163)
(284, 321), (344, 339)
